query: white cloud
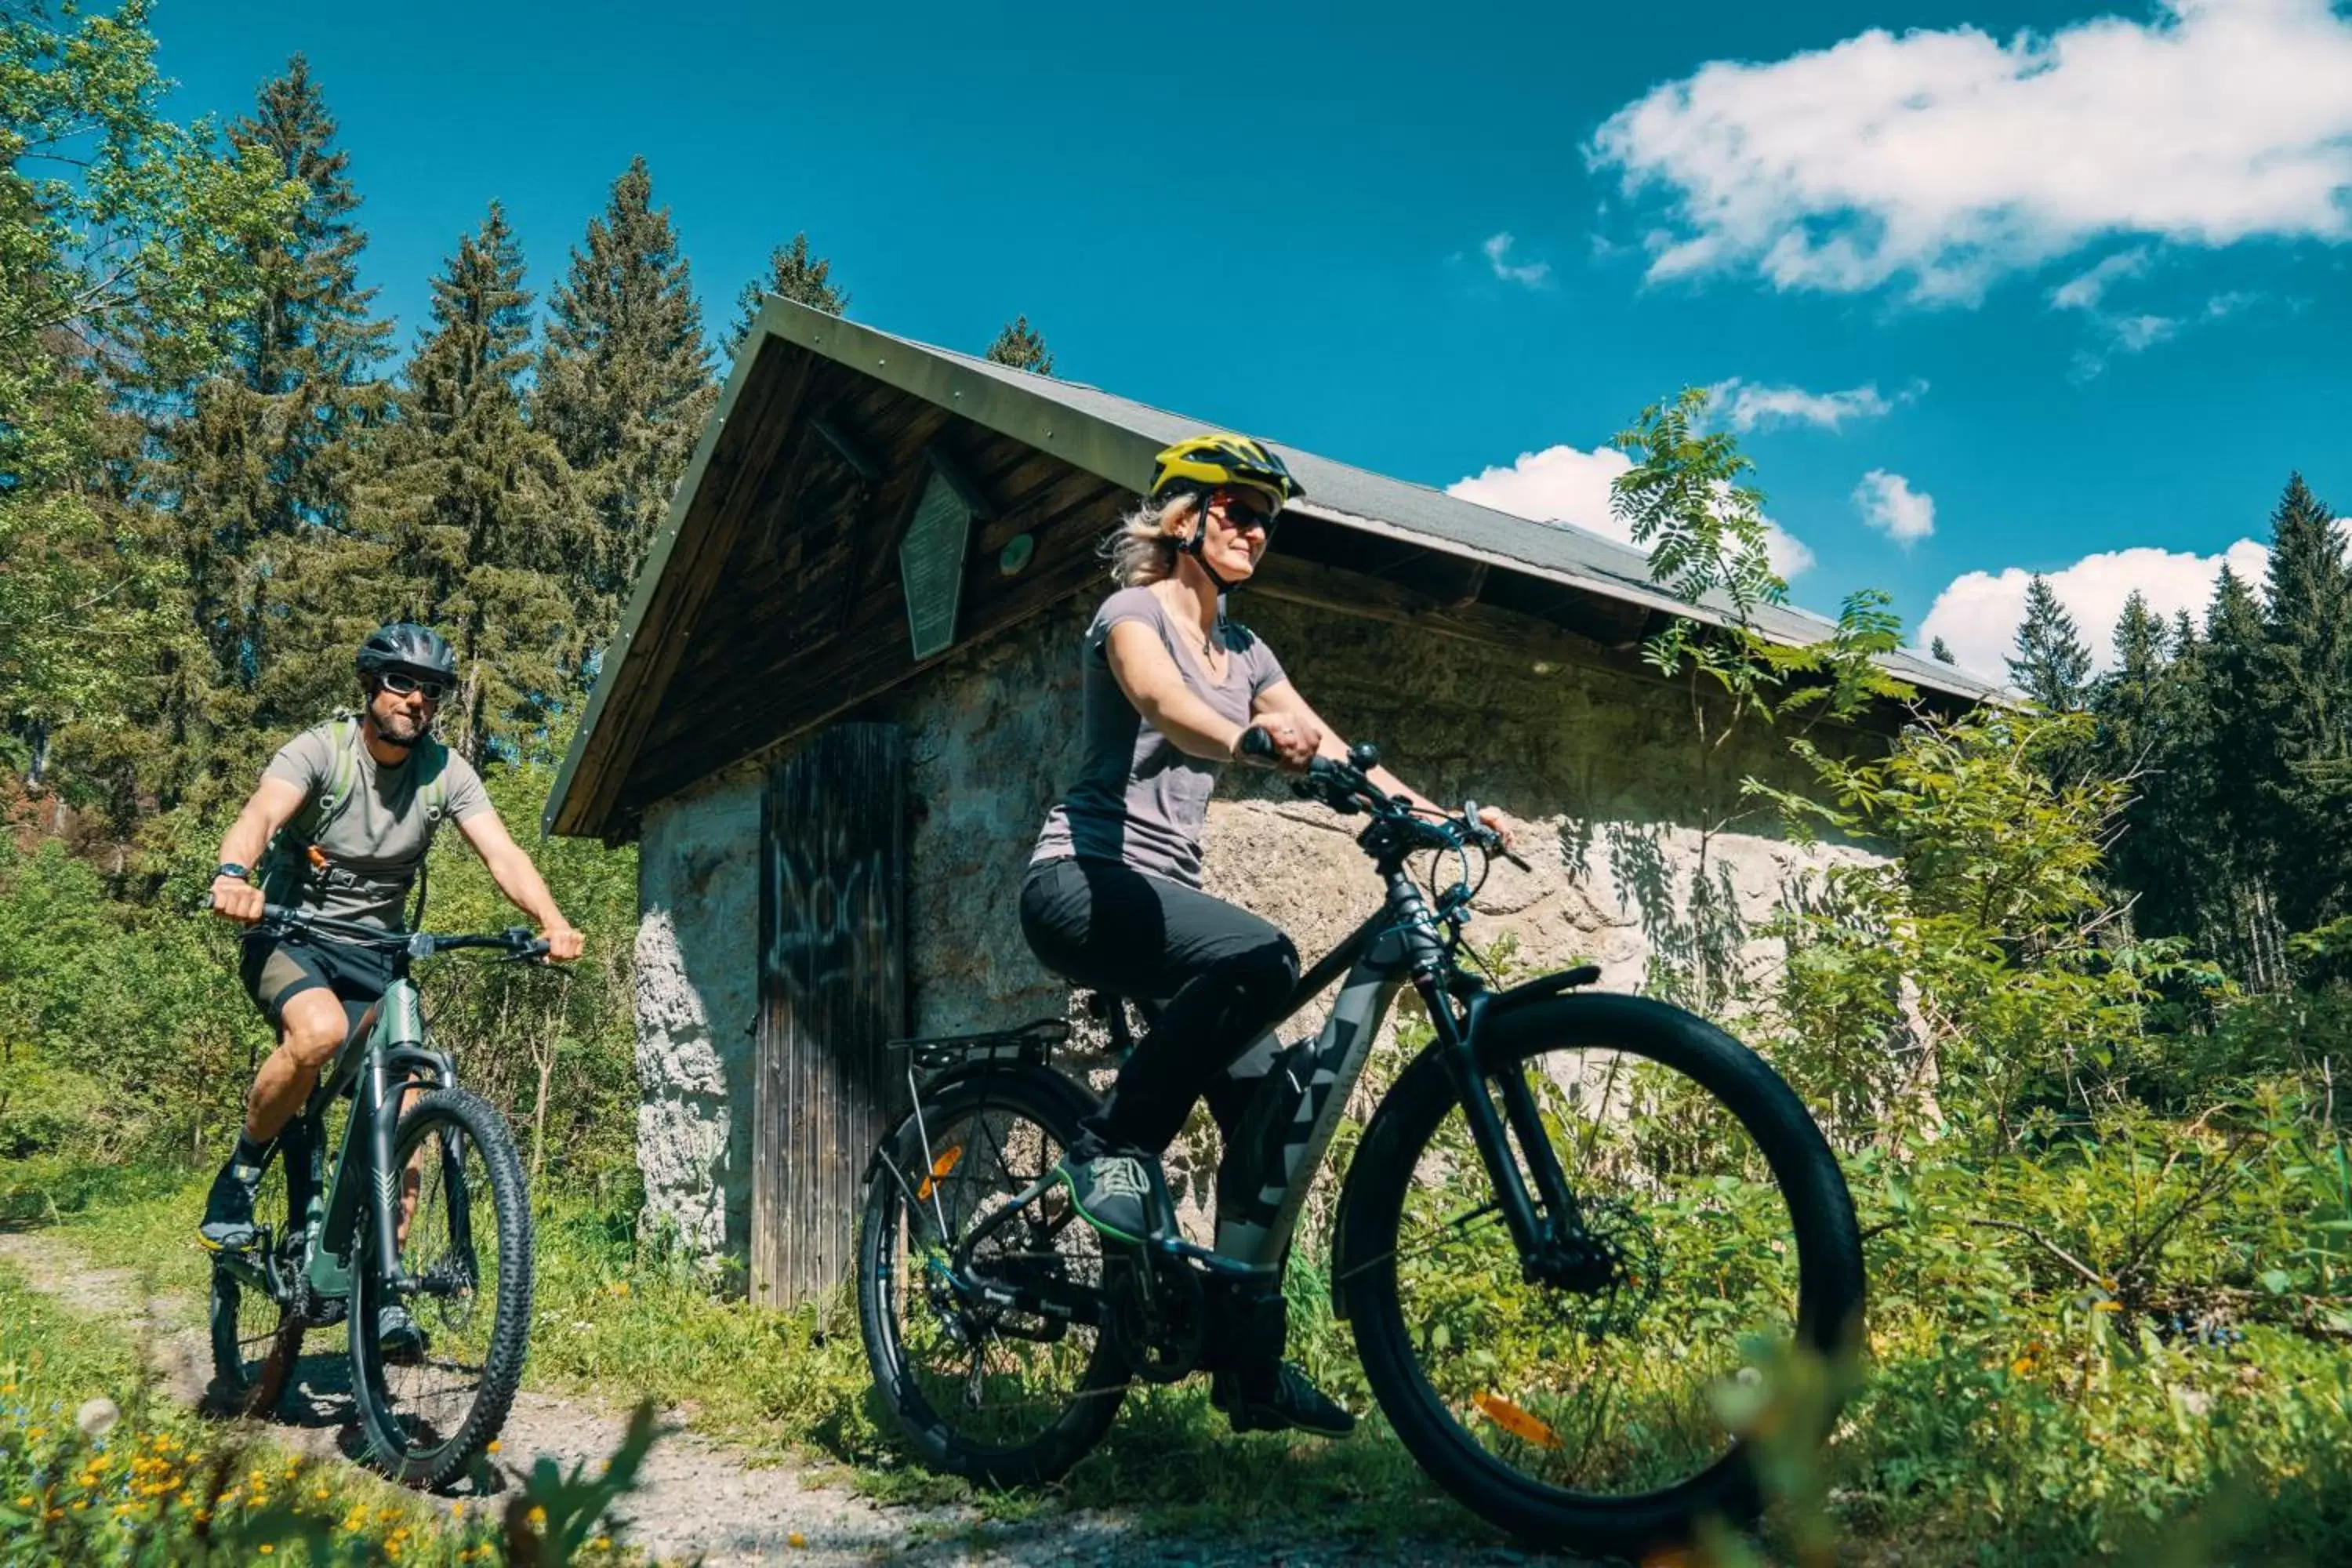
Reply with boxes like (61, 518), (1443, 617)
(1708, 376), (1925, 432)
(1447, 443), (1815, 580)
(1588, 0), (2352, 302)
(1481, 232), (1553, 287)
(1918, 538), (2271, 681)
(2051, 247), (2152, 311)
(1853, 470), (1936, 543)
(2110, 314), (2180, 351)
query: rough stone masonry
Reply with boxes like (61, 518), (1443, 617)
(631, 592), (1883, 1265)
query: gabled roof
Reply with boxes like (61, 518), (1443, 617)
(543, 299), (1997, 837)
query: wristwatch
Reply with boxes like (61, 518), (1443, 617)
(214, 862), (250, 882)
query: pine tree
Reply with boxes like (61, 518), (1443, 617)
(2092, 591), (2176, 930)
(352, 205), (581, 764)
(2006, 574), (2092, 712)
(534, 158), (715, 633)
(724, 233), (848, 357)
(2256, 474), (2352, 932)
(1929, 636), (1956, 665)
(984, 315), (1054, 375)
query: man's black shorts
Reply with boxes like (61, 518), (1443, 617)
(239, 931), (401, 1033)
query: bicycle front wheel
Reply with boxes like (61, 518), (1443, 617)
(1338, 992), (1863, 1555)
(350, 1087), (534, 1489)
(858, 1065), (1128, 1487)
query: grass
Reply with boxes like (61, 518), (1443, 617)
(0, 1255), (556, 1565)
(12, 1145), (2352, 1564)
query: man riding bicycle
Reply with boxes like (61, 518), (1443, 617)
(200, 622), (584, 1352)
(1024, 434), (1510, 1439)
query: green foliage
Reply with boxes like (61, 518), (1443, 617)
(0, 0), (300, 732)
(982, 314), (1054, 375)
(1610, 386), (1784, 618)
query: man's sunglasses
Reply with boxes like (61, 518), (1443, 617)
(378, 671), (451, 702)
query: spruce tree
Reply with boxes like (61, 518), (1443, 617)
(725, 233), (848, 356)
(2201, 564), (2289, 986)
(353, 205), (580, 764)
(984, 315), (1054, 375)
(2006, 574), (2093, 712)
(2256, 474), (2352, 931)
(534, 158), (716, 632)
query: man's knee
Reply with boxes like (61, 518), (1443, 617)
(276, 994), (348, 1071)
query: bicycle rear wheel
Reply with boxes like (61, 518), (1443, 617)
(857, 1065), (1129, 1486)
(207, 1148), (303, 1417)
(350, 1087), (533, 1488)
(1338, 992), (1863, 1555)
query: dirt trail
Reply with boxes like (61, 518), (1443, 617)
(0, 1231), (1552, 1566)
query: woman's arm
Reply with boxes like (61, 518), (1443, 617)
(1105, 621), (1318, 764)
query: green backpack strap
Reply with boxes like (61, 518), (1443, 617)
(261, 714), (364, 905)
(314, 713), (365, 834)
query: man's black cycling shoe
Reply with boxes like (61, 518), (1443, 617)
(1053, 1138), (1167, 1247)
(197, 1155), (266, 1251)
(1212, 1361), (1357, 1439)
(376, 1303), (429, 1364)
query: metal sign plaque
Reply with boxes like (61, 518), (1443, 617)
(898, 467), (974, 661)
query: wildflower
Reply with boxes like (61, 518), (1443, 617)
(74, 1398), (119, 1439)
(485, 1439), (502, 1454)
(789, 1531), (808, 1548)
(528, 1504), (547, 1528)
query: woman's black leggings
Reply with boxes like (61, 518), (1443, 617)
(1018, 855), (1300, 1156)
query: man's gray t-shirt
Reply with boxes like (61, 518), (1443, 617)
(1032, 586), (1289, 888)
(263, 723), (492, 928)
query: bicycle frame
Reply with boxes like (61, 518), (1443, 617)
(211, 972), (459, 1308)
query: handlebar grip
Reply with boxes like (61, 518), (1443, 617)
(1236, 725), (1278, 766)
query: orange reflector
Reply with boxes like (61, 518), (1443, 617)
(1475, 1392), (1563, 1450)
(916, 1145), (964, 1201)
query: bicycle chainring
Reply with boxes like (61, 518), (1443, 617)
(1105, 1252), (1207, 1384)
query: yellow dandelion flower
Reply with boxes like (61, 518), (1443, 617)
(2092, 1301), (2122, 1313)
(14, 1497), (32, 1510)
(592, 1537), (611, 1551)
(528, 1504), (547, 1528)
(259, 1547), (274, 1557)
(789, 1531), (808, 1548)
(485, 1439), (501, 1454)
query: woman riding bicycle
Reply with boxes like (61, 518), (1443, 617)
(1023, 432), (1508, 1438)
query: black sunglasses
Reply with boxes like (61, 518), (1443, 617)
(1214, 492), (1279, 535)
(378, 670), (451, 702)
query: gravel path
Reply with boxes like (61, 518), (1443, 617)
(0, 1231), (1566, 1566)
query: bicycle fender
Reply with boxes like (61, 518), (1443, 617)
(1481, 963), (1602, 1020)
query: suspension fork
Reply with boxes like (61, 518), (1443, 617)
(1424, 981), (1587, 1257)
(365, 1054), (407, 1290)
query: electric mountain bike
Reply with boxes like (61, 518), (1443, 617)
(856, 741), (1864, 1555)
(208, 906), (546, 1490)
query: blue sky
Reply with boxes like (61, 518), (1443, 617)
(154, 0), (2351, 678)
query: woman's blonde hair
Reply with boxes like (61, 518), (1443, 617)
(1101, 491), (1201, 588)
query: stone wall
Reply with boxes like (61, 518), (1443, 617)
(630, 587), (1885, 1262)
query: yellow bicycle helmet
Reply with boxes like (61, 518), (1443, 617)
(1148, 434), (1305, 510)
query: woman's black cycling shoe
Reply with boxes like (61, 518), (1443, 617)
(1212, 1361), (1357, 1439)
(1052, 1138), (1169, 1247)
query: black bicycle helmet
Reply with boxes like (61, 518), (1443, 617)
(356, 622), (457, 682)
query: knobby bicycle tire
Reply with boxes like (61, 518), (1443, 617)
(857, 1064), (1130, 1486)
(206, 1150), (305, 1419)
(1338, 991), (1864, 1556)
(350, 1087), (535, 1489)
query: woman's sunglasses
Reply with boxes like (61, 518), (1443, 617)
(378, 671), (452, 702)
(1213, 491), (1280, 536)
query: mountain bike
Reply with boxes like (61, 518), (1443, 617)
(856, 740), (1864, 1555)
(208, 906), (546, 1490)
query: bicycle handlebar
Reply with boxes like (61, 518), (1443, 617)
(253, 905), (551, 962)
(1235, 728), (1530, 872)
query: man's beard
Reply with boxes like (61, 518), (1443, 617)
(373, 700), (428, 748)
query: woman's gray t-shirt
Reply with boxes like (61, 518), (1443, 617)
(1031, 586), (1288, 888)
